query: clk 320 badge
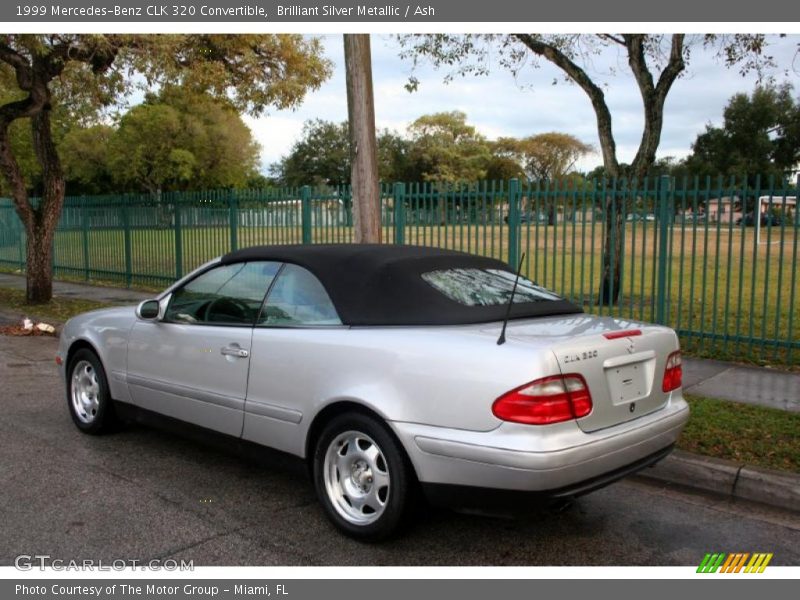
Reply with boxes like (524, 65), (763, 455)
(563, 349), (599, 363)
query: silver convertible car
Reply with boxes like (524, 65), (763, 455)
(58, 244), (689, 540)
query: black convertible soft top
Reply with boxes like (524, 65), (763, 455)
(221, 244), (582, 326)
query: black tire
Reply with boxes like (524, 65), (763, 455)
(66, 348), (119, 435)
(312, 412), (415, 541)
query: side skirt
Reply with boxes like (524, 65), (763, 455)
(112, 401), (308, 477)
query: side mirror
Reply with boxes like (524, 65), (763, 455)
(136, 299), (161, 321)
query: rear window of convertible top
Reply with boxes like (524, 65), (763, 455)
(421, 268), (564, 307)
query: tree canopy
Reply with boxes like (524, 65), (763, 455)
(9, 84), (263, 195)
(272, 119), (351, 187)
(109, 86), (261, 194)
(270, 119), (414, 187)
(59, 125), (115, 194)
(406, 111), (492, 184)
(0, 33), (331, 302)
(0, 66), (80, 196)
(398, 34), (776, 179)
(685, 84), (800, 184)
(494, 133), (593, 181)
(270, 112), (596, 189)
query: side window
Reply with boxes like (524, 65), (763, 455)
(258, 263), (341, 326)
(166, 261), (281, 325)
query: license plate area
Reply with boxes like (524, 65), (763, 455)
(604, 351), (655, 405)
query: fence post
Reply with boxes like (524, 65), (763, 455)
(174, 198), (183, 280)
(301, 185), (312, 244)
(507, 178), (521, 268)
(787, 175), (800, 364)
(394, 182), (406, 245)
(81, 198), (90, 281)
(122, 203), (132, 287)
(229, 189), (239, 252)
(17, 216), (24, 271)
(655, 175), (671, 325)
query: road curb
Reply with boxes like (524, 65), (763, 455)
(636, 449), (800, 513)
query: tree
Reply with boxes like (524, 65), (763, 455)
(406, 111), (492, 225)
(485, 155), (525, 181)
(107, 86), (261, 194)
(0, 66), (83, 197)
(0, 107), (40, 197)
(685, 84), (800, 185)
(376, 130), (416, 182)
(398, 33), (775, 303)
(109, 103), (194, 194)
(0, 34), (331, 302)
(59, 125), (115, 194)
(494, 133), (593, 181)
(271, 119), (415, 186)
(273, 120), (351, 187)
(494, 133), (593, 225)
(3, 80), (261, 196)
(407, 111), (492, 183)
(344, 34), (381, 244)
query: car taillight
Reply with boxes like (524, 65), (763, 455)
(662, 350), (682, 392)
(492, 374), (593, 425)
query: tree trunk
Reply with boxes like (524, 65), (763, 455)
(596, 36), (684, 306)
(513, 34), (685, 307)
(344, 34), (381, 243)
(512, 36), (624, 306)
(24, 220), (55, 303)
(599, 192), (626, 306)
(0, 60), (66, 304)
(25, 107), (65, 303)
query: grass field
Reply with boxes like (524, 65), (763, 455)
(1, 219), (798, 367)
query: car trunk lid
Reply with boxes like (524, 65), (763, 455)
(487, 315), (678, 432)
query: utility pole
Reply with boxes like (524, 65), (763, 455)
(344, 34), (381, 243)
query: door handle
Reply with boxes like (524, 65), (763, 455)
(221, 345), (249, 358)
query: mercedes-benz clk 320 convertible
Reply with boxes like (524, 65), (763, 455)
(58, 244), (689, 540)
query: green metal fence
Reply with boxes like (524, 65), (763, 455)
(1, 176), (798, 366)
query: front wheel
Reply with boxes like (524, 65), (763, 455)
(313, 412), (414, 541)
(66, 348), (118, 435)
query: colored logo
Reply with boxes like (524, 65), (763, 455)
(697, 553), (773, 573)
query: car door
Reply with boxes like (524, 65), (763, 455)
(126, 261), (281, 437)
(243, 263), (345, 455)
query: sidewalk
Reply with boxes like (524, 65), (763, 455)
(682, 358), (800, 413)
(0, 272), (152, 304)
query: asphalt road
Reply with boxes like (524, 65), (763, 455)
(1, 334), (798, 567)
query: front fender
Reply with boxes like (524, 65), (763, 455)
(58, 306), (138, 403)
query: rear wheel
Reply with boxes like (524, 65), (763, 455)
(66, 348), (118, 435)
(313, 412), (414, 541)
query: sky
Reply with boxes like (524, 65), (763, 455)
(244, 34), (800, 175)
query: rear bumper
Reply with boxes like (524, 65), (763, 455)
(422, 444), (674, 510)
(390, 393), (689, 493)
